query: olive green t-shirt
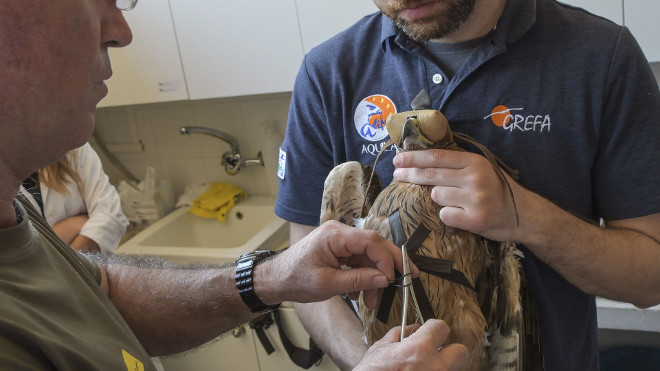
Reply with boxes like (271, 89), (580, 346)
(0, 197), (155, 370)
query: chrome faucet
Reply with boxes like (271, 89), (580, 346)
(179, 126), (264, 175)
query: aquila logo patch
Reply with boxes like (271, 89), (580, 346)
(353, 95), (397, 142)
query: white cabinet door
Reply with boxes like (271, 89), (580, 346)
(624, 0), (660, 62)
(169, 0), (304, 100)
(100, 0), (188, 108)
(160, 324), (261, 370)
(296, 0), (379, 53)
(561, 0), (623, 24)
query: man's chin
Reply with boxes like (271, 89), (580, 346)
(397, 20), (451, 41)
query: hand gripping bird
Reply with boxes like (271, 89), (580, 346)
(319, 91), (544, 370)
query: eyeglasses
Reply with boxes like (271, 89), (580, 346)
(116, 0), (138, 11)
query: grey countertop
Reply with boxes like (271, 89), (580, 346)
(597, 297), (660, 332)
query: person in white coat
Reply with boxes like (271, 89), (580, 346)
(20, 142), (128, 254)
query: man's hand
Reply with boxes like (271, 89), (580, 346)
(257, 220), (417, 308)
(393, 149), (521, 242)
(355, 319), (469, 371)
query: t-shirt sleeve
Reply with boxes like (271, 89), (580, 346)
(274, 56), (338, 226)
(592, 26), (660, 220)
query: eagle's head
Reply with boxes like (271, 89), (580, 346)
(385, 109), (454, 151)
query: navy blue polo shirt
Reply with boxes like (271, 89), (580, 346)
(275, 0), (660, 370)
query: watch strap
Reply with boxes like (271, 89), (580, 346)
(235, 250), (281, 313)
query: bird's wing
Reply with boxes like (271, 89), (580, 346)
(520, 266), (546, 370)
(483, 240), (524, 370)
(483, 240), (545, 370)
(319, 161), (381, 226)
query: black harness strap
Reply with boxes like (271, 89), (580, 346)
(403, 222), (432, 254)
(388, 212), (406, 246)
(272, 309), (324, 369)
(249, 313), (276, 355)
(377, 212), (407, 323)
(376, 271), (401, 323)
(376, 210), (476, 324)
(378, 211), (436, 323)
(411, 277), (436, 322)
(409, 255), (476, 292)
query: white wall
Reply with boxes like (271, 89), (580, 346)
(652, 61), (660, 84)
(94, 62), (660, 203)
(94, 92), (291, 199)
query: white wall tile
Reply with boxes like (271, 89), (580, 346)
(150, 105), (205, 160)
(189, 98), (245, 158)
(240, 93), (290, 160)
(200, 157), (260, 195)
(95, 93), (292, 201)
(159, 157), (208, 197)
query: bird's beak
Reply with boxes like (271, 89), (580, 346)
(401, 116), (435, 150)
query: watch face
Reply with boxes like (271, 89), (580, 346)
(240, 250), (276, 260)
(240, 251), (260, 260)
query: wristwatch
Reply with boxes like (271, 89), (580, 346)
(235, 250), (281, 313)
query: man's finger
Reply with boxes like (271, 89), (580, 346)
(327, 227), (401, 280)
(393, 149), (467, 169)
(408, 319), (451, 349)
(331, 268), (389, 295)
(440, 344), (470, 371)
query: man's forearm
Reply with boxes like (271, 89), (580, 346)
(70, 235), (101, 253)
(289, 222), (368, 370)
(295, 298), (368, 371)
(102, 256), (255, 356)
(97, 221), (404, 357)
(516, 190), (660, 308)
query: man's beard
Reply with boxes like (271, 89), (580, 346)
(383, 0), (478, 41)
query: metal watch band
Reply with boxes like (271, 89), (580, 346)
(235, 250), (280, 313)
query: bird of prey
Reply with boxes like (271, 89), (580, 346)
(320, 103), (544, 370)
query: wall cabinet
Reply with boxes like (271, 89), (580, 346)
(103, 1), (657, 107)
(296, 0), (378, 53)
(169, 0), (303, 100)
(100, 0), (188, 108)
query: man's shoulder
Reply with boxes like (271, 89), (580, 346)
(538, 0), (623, 37)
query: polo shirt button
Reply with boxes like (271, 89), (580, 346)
(432, 74), (444, 84)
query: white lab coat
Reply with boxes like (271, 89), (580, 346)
(20, 143), (129, 254)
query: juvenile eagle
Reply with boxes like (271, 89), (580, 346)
(320, 108), (544, 371)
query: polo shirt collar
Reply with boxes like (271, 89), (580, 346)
(379, 0), (537, 51)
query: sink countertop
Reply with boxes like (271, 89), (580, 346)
(117, 196), (289, 265)
(596, 297), (660, 332)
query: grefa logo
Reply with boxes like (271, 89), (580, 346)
(485, 105), (552, 133)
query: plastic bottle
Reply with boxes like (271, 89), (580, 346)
(260, 121), (284, 196)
